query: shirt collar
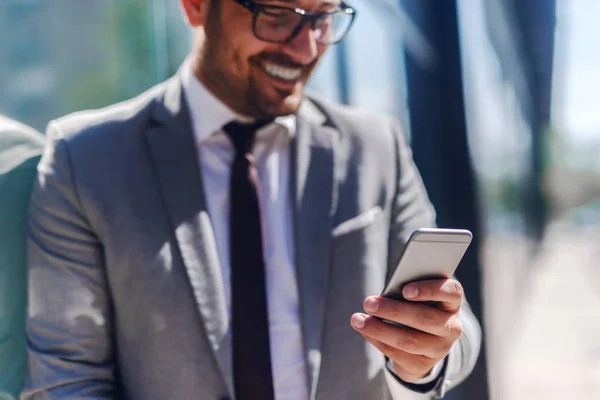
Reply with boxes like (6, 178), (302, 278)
(180, 57), (295, 144)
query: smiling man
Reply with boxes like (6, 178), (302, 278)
(23, 1), (481, 399)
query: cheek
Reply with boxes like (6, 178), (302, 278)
(318, 46), (329, 58)
(228, 34), (265, 64)
(226, 18), (267, 58)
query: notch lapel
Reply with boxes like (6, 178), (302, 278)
(145, 77), (234, 397)
(293, 101), (338, 399)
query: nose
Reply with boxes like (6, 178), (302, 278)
(282, 23), (320, 65)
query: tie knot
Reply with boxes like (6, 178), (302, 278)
(223, 120), (272, 155)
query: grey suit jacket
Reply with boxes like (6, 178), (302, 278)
(23, 73), (481, 400)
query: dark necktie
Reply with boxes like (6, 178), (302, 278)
(223, 120), (275, 400)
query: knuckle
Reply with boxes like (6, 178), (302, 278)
(450, 281), (464, 298)
(417, 309), (437, 329)
(398, 334), (418, 352)
(454, 322), (464, 337)
(445, 318), (463, 337)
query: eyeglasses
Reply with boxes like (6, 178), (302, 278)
(232, 0), (357, 45)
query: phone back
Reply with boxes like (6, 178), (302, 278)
(381, 229), (472, 300)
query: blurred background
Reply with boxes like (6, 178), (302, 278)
(1, 0), (598, 399)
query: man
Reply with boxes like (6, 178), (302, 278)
(23, 0), (481, 399)
(0, 116), (44, 400)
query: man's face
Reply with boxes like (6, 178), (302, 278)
(184, 0), (336, 119)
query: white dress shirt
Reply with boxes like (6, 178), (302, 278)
(181, 59), (441, 399)
(181, 60), (309, 400)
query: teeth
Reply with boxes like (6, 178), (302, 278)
(264, 62), (302, 81)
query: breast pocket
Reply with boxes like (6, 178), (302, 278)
(329, 207), (388, 312)
(331, 206), (383, 238)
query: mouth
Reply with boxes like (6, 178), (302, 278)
(261, 61), (303, 86)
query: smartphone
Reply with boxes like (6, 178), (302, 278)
(381, 228), (472, 301)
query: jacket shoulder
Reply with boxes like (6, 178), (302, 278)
(305, 94), (399, 139)
(49, 79), (170, 142)
(305, 94), (403, 151)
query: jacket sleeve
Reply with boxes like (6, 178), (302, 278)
(21, 122), (117, 399)
(385, 118), (482, 399)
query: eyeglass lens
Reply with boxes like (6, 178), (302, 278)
(254, 8), (353, 44)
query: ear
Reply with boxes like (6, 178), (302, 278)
(181, 0), (211, 27)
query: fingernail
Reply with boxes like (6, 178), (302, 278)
(364, 297), (379, 313)
(351, 314), (366, 329)
(404, 285), (419, 299)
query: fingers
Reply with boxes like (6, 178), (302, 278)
(402, 279), (464, 312)
(360, 334), (437, 383)
(361, 296), (463, 338)
(350, 313), (452, 359)
(350, 279), (464, 383)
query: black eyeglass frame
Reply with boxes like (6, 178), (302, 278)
(232, 0), (357, 45)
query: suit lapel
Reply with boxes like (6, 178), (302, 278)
(293, 101), (338, 398)
(145, 77), (234, 397)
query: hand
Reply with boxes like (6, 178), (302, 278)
(350, 279), (464, 383)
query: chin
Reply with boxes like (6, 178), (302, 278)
(247, 78), (306, 118)
(264, 90), (304, 117)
